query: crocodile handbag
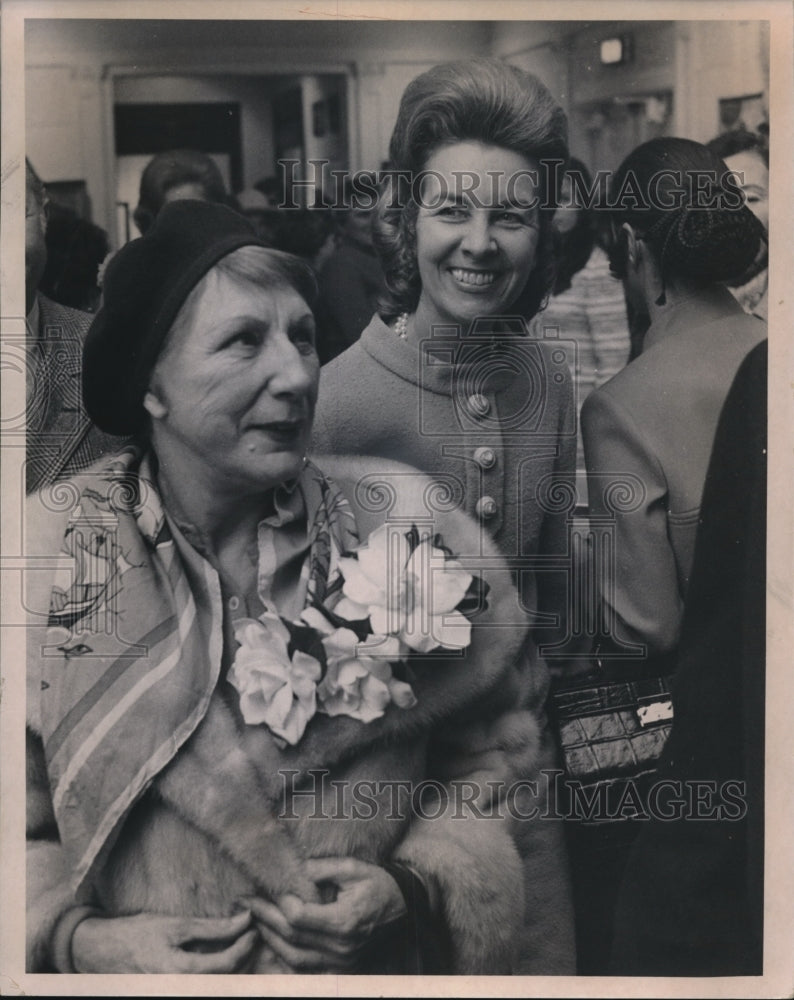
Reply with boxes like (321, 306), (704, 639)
(549, 667), (675, 826)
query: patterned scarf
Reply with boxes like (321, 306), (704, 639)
(37, 445), (358, 897)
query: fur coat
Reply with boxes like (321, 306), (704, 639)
(27, 454), (565, 975)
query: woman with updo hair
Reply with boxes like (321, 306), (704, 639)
(582, 136), (766, 662)
(314, 57), (578, 973)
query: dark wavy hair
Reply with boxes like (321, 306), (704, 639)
(607, 137), (764, 290)
(373, 58), (569, 321)
(706, 128), (768, 168)
(552, 157), (597, 296)
(134, 149), (229, 235)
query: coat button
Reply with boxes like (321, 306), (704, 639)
(228, 596), (240, 611)
(467, 393), (490, 417)
(474, 446), (497, 469)
(476, 496), (498, 520)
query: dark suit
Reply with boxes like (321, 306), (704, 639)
(26, 294), (126, 495)
(609, 339), (767, 975)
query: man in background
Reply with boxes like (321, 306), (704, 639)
(25, 158), (124, 495)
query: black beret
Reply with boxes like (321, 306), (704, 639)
(83, 199), (267, 435)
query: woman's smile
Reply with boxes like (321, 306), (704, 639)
(449, 267), (499, 288)
(414, 141), (541, 331)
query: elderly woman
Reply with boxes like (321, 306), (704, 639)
(312, 58), (577, 972)
(582, 137), (766, 661)
(26, 200), (545, 975)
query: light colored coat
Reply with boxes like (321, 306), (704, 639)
(581, 284), (766, 654)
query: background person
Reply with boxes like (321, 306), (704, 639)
(24, 158), (124, 495)
(582, 137), (766, 664)
(531, 157), (631, 503)
(707, 128), (769, 319)
(132, 148), (231, 236)
(315, 173), (387, 364)
(39, 205), (110, 313)
(609, 338), (766, 975)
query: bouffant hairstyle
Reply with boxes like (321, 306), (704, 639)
(134, 149), (229, 235)
(607, 137), (764, 290)
(373, 58), (569, 322)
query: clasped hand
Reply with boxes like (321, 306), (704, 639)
(243, 856), (407, 972)
(70, 857), (405, 973)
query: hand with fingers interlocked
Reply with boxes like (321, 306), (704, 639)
(243, 857), (408, 972)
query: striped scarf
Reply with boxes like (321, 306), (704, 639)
(37, 446), (358, 897)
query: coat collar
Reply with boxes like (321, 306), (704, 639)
(643, 284), (747, 353)
(359, 313), (528, 397)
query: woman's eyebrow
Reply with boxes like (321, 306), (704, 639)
(213, 315), (269, 336)
(290, 312), (317, 328)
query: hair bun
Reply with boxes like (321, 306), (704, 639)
(659, 203), (763, 284)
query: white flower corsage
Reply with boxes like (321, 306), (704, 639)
(227, 525), (487, 744)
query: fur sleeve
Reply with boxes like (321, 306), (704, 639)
(392, 802), (525, 973)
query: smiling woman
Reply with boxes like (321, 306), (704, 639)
(413, 141), (542, 331)
(313, 57), (578, 973)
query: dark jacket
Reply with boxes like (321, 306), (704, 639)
(609, 339), (767, 975)
(27, 294), (126, 495)
(315, 235), (386, 364)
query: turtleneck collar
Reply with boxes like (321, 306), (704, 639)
(359, 313), (530, 397)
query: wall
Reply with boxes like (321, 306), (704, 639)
(26, 64), (109, 225)
(25, 18), (769, 237)
(114, 74), (276, 190)
(489, 20), (571, 114)
(675, 20), (768, 141)
(25, 18), (492, 237)
(301, 74), (347, 176)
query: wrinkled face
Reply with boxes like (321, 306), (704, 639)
(724, 149), (769, 232)
(414, 141), (541, 331)
(144, 267), (319, 496)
